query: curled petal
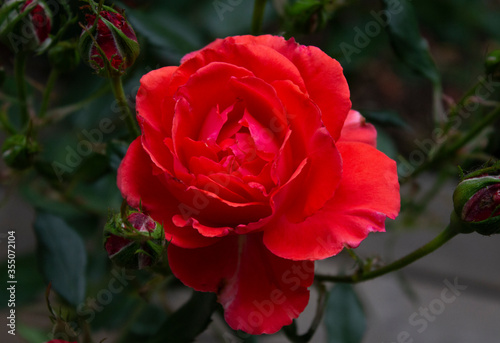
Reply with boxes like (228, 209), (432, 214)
(136, 66), (178, 134)
(117, 138), (219, 248)
(249, 35), (352, 140)
(263, 142), (400, 260)
(339, 110), (377, 147)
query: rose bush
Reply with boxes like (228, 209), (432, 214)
(117, 35), (400, 334)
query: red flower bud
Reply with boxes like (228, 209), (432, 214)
(452, 171), (500, 235)
(0, 0), (52, 52)
(462, 183), (500, 222)
(21, 0), (51, 44)
(79, 5), (139, 77)
(104, 211), (164, 269)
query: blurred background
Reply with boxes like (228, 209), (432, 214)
(1, 0), (500, 342)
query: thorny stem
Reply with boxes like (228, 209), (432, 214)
(315, 225), (458, 283)
(39, 68), (59, 118)
(15, 52), (29, 131)
(110, 75), (140, 139)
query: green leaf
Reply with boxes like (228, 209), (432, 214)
(34, 212), (87, 307)
(131, 303), (168, 336)
(375, 126), (398, 160)
(0, 254), (45, 308)
(17, 323), (51, 343)
(150, 291), (218, 343)
(383, 0), (440, 85)
(125, 6), (203, 62)
(361, 110), (409, 129)
(107, 139), (129, 171)
(325, 284), (366, 343)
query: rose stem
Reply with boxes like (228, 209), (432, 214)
(315, 225), (458, 284)
(110, 75), (141, 139)
(39, 68), (58, 119)
(403, 103), (500, 183)
(15, 52), (29, 131)
(251, 0), (267, 35)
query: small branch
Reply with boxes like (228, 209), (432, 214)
(110, 75), (140, 139)
(15, 52), (29, 131)
(315, 225), (459, 284)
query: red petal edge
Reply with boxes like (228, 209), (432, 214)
(168, 233), (314, 334)
(263, 141), (400, 260)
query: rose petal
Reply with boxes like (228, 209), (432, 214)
(136, 66), (178, 134)
(178, 37), (307, 93)
(339, 110), (377, 147)
(271, 80), (343, 222)
(160, 176), (272, 228)
(245, 35), (352, 141)
(140, 119), (174, 174)
(172, 62), (254, 143)
(263, 142), (400, 260)
(117, 138), (219, 248)
(168, 233), (313, 334)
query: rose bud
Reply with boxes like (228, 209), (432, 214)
(0, 0), (52, 52)
(104, 211), (164, 269)
(452, 173), (500, 235)
(79, 5), (139, 77)
(2, 134), (39, 170)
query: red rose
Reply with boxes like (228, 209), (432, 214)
(118, 35), (400, 334)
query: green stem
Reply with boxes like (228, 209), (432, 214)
(283, 283), (327, 342)
(445, 104), (500, 157)
(442, 78), (483, 135)
(251, 0), (267, 35)
(15, 52), (29, 131)
(432, 81), (445, 125)
(315, 225), (458, 283)
(44, 82), (110, 124)
(39, 69), (59, 119)
(402, 103), (500, 183)
(110, 75), (140, 139)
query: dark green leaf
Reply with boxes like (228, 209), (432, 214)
(384, 0), (440, 85)
(374, 126), (398, 160)
(70, 174), (123, 214)
(361, 110), (409, 129)
(150, 291), (218, 343)
(72, 153), (110, 183)
(21, 181), (84, 219)
(131, 303), (168, 336)
(0, 254), (45, 308)
(125, 6), (203, 62)
(107, 140), (130, 171)
(325, 284), (366, 343)
(34, 212), (87, 307)
(17, 323), (50, 343)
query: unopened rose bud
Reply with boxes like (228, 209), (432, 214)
(104, 211), (163, 269)
(2, 134), (39, 170)
(452, 173), (500, 235)
(0, 0), (52, 52)
(21, 0), (51, 44)
(79, 4), (139, 77)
